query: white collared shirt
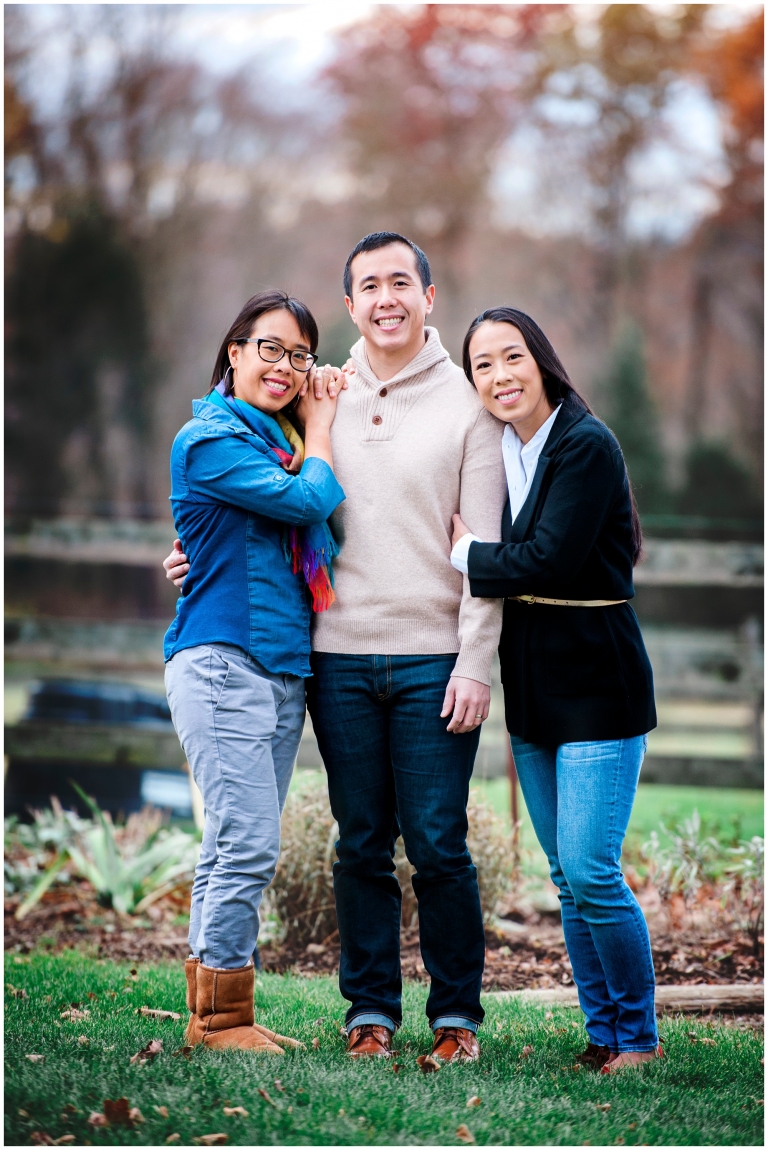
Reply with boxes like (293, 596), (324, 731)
(450, 404), (561, 574)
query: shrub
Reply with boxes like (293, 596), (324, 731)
(8, 788), (199, 919)
(268, 777), (516, 946)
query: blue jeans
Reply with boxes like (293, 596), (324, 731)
(166, 644), (305, 969)
(307, 653), (485, 1033)
(511, 735), (657, 1053)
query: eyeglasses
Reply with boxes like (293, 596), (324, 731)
(236, 338), (317, 373)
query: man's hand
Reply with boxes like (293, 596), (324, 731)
(451, 513), (470, 548)
(441, 676), (490, 734)
(164, 539), (189, 589)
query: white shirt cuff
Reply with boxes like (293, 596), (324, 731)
(450, 533), (481, 575)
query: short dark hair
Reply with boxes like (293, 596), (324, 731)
(462, 306), (643, 566)
(343, 231), (432, 297)
(208, 289), (318, 394)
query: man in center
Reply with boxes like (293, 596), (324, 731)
(308, 232), (505, 1060)
(166, 231), (506, 1060)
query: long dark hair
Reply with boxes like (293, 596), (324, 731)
(208, 289), (319, 395)
(462, 306), (643, 565)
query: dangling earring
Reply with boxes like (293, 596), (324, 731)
(224, 364), (234, 395)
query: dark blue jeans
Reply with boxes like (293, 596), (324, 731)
(307, 653), (485, 1032)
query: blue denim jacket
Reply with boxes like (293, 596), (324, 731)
(164, 397), (345, 677)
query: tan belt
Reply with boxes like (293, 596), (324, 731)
(510, 595), (627, 607)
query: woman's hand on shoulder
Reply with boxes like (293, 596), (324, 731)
(306, 363), (351, 401)
(296, 382), (338, 431)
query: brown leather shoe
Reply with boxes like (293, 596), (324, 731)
(431, 1027), (480, 1062)
(575, 1042), (613, 1070)
(347, 1024), (393, 1058)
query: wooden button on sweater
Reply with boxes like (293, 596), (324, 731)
(372, 414), (382, 425)
(379, 388), (388, 397)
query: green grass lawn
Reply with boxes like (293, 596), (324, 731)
(5, 953), (763, 1146)
(473, 779), (764, 879)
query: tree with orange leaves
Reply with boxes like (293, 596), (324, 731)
(323, 4), (563, 334)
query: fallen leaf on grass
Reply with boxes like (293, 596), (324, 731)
(466, 1096), (482, 1108)
(699, 1037), (716, 1046)
(273, 1080), (285, 1092)
(311, 1037), (320, 1049)
(155, 1106), (170, 1118)
(104, 1098), (134, 1127)
(87, 992), (98, 1001)
(456, 1124), (475, 1144)
(6, 983), (28, 999)
(416, 1055), (441, 1073)
(596, 1103), (611, 1112)
(392, 1063), (402, 1073)
(130, 1038), (163, 1064)
(193, 1134), (228, 1145)
(258, 1089), (278, 1108)
(129, 1108), (145, 1124)
(139, 1007), (181, 1021)
(26, 1054), (45, 1063)
(88, 1113), (109, 1128)
(60, 1008), (90, 1022)
(627, 1124), (637, 1131)
(19, 1109), (29, 1118)
(172, 1046), (193, 1058)
(30, 1134), (54, 1145)
(78, 1036), (89, 1047)
(223, 1107), (249, 1118)
(54, 1137), (76, 1145)
(166, 1136), (181, 1144)
(520, 1045), (534, 1058)
(544, 1011), (554, 1020)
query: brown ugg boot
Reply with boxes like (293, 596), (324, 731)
(187, 961), (301, 1053)
(183, 956), (200, 1045)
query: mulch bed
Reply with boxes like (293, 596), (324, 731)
(5, 884), (763, 994)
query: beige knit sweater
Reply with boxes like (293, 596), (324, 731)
(312, 327), (507, 686)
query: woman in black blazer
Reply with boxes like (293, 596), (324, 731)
(451, 307), (659, 1073)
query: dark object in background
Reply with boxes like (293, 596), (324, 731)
(5, 678), (190, 820)
(26, 678), (171, 725)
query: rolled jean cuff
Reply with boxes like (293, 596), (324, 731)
(431, 1016), (479, 1033)
(617, 1044), (659, 1054)
(347, 1012), (397, 1033)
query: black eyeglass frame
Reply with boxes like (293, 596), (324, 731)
(235, 337), (317, 373)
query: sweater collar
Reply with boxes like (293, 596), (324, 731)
(350, 326), (451, 389)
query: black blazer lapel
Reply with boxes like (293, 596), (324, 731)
(506, 397), (589, 542)
(501, 500), (513, 543)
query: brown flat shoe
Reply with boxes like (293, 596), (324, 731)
(431, 1026), (480, 1063)
(575, 1042), (613, 1070)
(601, 1044), (664, 1074)
(347, 1024), (392, 1058)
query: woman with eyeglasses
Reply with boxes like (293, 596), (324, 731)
(451, 308), (658, 1073)
(164, 290), (345, 1053)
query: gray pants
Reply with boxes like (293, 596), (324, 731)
(165, 643), (305, 968)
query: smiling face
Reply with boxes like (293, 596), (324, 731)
(468, 321), (556, 441)
(228, 309), (310, 415)
(345, 243), (435, 370)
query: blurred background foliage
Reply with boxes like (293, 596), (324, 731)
(4, 3), (763, 529)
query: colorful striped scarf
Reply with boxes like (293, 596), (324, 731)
(212, 381), (339, 611)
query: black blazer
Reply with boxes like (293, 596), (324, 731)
(468, 393), (656, 745)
